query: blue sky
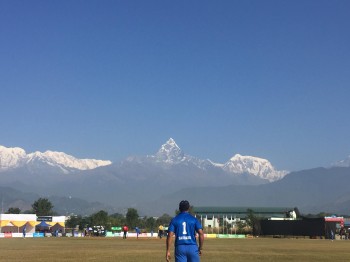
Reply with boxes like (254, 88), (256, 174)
(1, 0), (349, 171)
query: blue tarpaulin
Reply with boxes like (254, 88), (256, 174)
(37, 221), (50, 228)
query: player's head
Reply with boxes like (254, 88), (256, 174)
(179, 200), (190, 212)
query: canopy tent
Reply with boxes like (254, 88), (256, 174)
(48, 221), (65, 227)
(36, 220), (51, 228)
(1, 214), (66, 236)
(0, 214), (37, 234)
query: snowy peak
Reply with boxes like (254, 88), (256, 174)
(0, 145), (27, 169)
(1, 141), (289, 182)
(155, 138), (184, 163)
(152, 139), (287, 182)
(223, 154), (288, 182)
(0, 145), (111, 171)
(332, 155), (350, 167)
(26, 150), (112, 170)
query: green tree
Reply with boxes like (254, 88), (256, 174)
(156, 213), (172, 226)
(110, 213), (126, 228)
(246, 209), (260, 235)
(236, 221), (246, 234)
(126, 208), (139, 228)
(6, 207), (21, 214)
(31, 198), (54, 216)
(90, 210), (109, 227)
(66, 215), (88, 230)
(145, 217), (156, 231)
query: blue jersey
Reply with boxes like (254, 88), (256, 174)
(168, 212), (203, 246)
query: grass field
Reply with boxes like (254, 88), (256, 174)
(0, 237), (349, 261)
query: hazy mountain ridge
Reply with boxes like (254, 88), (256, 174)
(0, 186), (119, 216)
(1, 139), (350, 216)
(141, 166), (350, 216)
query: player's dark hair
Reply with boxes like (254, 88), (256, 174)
(179, 200), (190, 212)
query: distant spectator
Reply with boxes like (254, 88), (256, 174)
(158, 225), (164, 239)
(22, 225), (26, 238)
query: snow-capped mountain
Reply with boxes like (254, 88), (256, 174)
(1, 139), (287, 182)
(151, 138), (287, 181)
(0, 145), (111, 172)
(3, 139), (349, 216)
(332, 155), (350, 167)
(223, 154), (288, 182)
(0, 146), (27, 169)
(151, 138), (213, 170)
(155, 138), (184, 162)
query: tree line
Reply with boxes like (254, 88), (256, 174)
(6, 198), (173, 232)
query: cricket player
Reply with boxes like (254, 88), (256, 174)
(166, 200), (204, 262)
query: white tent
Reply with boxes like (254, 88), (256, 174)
(0, 214), (37, 235)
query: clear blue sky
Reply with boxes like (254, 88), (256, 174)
(1, 0), (349, 171)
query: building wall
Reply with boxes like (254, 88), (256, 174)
(196, 215), (243, 229)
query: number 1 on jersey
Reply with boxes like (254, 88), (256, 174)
(182, 222), (187, 235)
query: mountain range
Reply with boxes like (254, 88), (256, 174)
(0, 139), (349, 216)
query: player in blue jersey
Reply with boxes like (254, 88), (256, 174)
(166, 200), (204, 262)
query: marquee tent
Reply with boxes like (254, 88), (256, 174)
(0, 214), (38, 234)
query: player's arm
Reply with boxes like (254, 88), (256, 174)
(166, 231), (174, 261)
(197, 228), (204, 256)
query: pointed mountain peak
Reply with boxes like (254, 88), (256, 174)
(156, 138), (184, 163)
(166, 138), (178, 146)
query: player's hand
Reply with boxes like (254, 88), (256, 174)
(199, 249), (202, 256)
(166, 251), (171, 261)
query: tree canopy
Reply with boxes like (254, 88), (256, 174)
(31, 198), (54, 216)
(6, 207), (21, 214)
(126, 208), (139, 228)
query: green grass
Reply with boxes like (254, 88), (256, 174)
(0, 237), (349, 261)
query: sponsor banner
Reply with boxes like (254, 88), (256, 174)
(227, 234), (246, 238)
(4, 233), (12, 238)
(205, 234), (217, 238)
(5, 233), (34, 238)
(217, 234), (246, 239)
(126, 233), (155, 238)
(105, 232), (123, 237)
(33, 232), (44, 238)
(111, 227), (122, 231)
(37, 216), (53, 222)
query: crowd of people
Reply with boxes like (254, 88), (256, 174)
(338, 226), (350, 240)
